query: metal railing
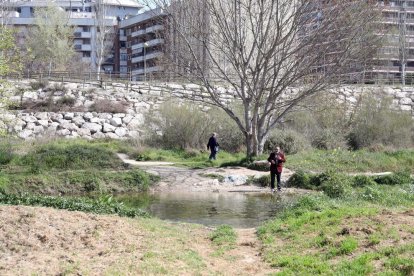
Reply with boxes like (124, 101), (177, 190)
(2, 70), (413, 87)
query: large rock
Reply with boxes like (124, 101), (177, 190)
(78, 128), (91, 136)
(59, 121), (78, 131)
(82, 122), (102, 133)
(22, 92), (38, 100)
(83, 112), (94, 121)
(110, 117), (122, 127)
(105, 133), (119, 139)
(37, 120), (49, 127)
(35, 112), (49, 121)
(92, 132), (106, 139)
(115, 127), (128, 137)
(33, 125), (44, 134)
(72, 116), (86, 127)
(50, 113), (63, 122)
(57, 129), (71, 136)
(64, 113), (75, 120)
(103, 123), (116, 133)
(18, 129), (33, 139)
(22, 115), (37, 123)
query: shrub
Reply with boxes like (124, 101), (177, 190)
(89, 99), (128, 113)
(348, 94), (413, 149)
(352, 175), (377, 187)
(283, 93), (350, 150)
(287, 171), (312, 189)
(248, 175), (271, 187)
(247, 161), (269, 172)
(56, 96), (76, 107)
(316, 171), (352, 198)
(144, 101), (211, 150)
(46, 83), (68, 93)
(0, 143), (14, 165)
(18, 143), (123, 170)
(373, 171), (412, 185)
(361, 184), (382, 201)
(265, 129), (310, 154)
(30, 79), (49, 90)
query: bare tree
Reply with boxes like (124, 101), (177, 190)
(145, 0), (382, 157)
(94, 0), (115, 78)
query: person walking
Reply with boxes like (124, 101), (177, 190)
(207, 133), (219, 160)
(267, 146), (286, 192)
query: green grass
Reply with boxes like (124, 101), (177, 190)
(257, 184), (414, 275)
(0, 169), (159, 195)
(128, 147), (247, 169)
(209, 225), (237, 256)
(0, 193), (148, 218)
(287, 148), (414, 173)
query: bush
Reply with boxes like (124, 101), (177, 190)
(283, 93), (350, 150)
(352, 175), (377, 187)
(30, 79), (49, 90)
(0, 143), (14, 165)
(247, 175), (271, 187)
(373, 171), (412, 185)
(287, 171), (312, 189)
(46, 83), (68, 93)
(348, 94), (413, 149)
(315, 171), (352, 198)
(144, 101), (245, 152)
(18, 143), (123, 170)
(247, 161), (269, 171)
(265, 129), (310, 154)
(56, 96), (76, 107)
(361, 184), (382, 201)
(90, 99), (128, 113)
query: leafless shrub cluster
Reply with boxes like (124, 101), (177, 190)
(89, 99), (128, 114)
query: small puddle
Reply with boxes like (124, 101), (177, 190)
(116, 191), (297, 228)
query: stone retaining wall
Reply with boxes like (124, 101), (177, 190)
(0, 81), (412, 140)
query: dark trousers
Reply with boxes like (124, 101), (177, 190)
(209, 150), (217, 160)
(270, 171), (281, 190)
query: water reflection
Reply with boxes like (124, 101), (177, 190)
(117, 192), (297, 228)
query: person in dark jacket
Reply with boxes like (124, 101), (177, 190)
(267, 146), (286, 192)
(207, 133), (219, 160)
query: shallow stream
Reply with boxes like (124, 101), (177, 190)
(116, 191), (297, 228)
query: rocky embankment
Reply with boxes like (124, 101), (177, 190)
(0, 80), (412, 140)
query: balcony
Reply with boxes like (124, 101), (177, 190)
(119, 35), (127, 41)
(74, 44), (92, 51)
(82, 57), (92, 63)
(131, 52), (163, 63)
(131, 39), (164, 51)
(74, 31), (92, 38)
(131, 24), (164, 38)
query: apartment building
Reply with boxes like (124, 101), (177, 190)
(117, 8), (166, 81)
(2, 0), (143, 72)
(375, 0), (414, 83)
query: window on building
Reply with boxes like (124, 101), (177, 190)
(83, 52), (91, 57)
(121, 53), (128, 61)
(120, 66), (127, 73)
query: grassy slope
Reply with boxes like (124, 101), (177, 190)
(258, 183), (414, 275)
